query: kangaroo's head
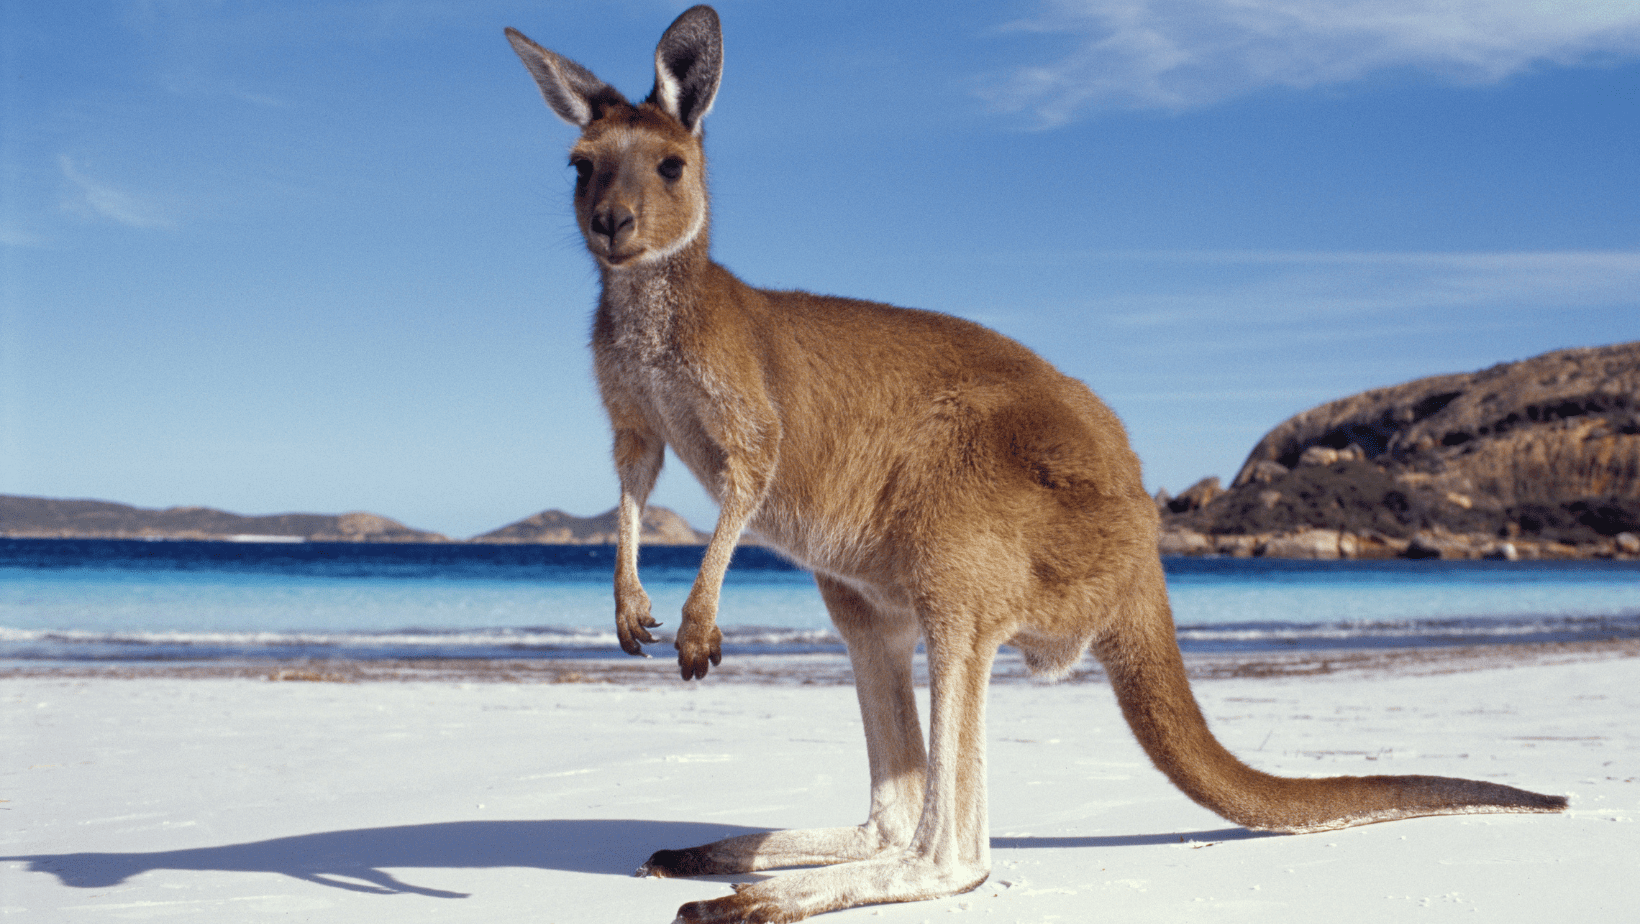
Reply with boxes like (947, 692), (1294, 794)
(506, 6), (722, 269)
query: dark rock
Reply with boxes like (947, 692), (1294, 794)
(1163, 477), (1224, 514)
(1244, 460), (1290, 484)
(1506, 496), (1640, 544)
(1171, 459), (1492, 540)
(1401, 537), (1443, 559)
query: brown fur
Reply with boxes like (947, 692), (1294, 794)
(505, 8), (1567, 921)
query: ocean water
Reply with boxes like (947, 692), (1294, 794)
(1, 538), (1637, 663)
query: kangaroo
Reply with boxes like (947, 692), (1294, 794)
(505, 7), (1567, 922)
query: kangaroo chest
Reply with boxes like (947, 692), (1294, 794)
(596, 274), (742, 498)
(598, 343), (727, 498)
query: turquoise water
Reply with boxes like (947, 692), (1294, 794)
(2, 539), (1636, 660)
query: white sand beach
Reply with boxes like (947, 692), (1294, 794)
(4, 645), (1638, 923)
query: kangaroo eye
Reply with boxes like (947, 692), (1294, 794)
(570, 157), (593, 183)
(657, 157), (684, 181)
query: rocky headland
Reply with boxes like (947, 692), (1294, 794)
(1156, 342), (1640, 559)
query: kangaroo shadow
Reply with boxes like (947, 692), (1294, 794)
(3, 821), (1272, 899)
(1, 819), (766, 898)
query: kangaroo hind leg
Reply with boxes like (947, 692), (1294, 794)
(669, 593), (999, 923)
(640, 574), (926, 878)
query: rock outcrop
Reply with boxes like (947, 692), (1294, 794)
(1156, 477), (1224, 514)
(470, 506), (709, 545)
(1160, 342), (1640, 559)
(0, 495), (449, 543)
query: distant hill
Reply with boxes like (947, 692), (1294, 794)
(0, 495), (715, 546)
(0, 495), (449, 543)
(1159, 342), (1640, 559)
(471, 506), (710, 545)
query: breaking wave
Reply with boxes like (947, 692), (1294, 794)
(0, 623), (846, 662)
(4, 614), (1636, 663)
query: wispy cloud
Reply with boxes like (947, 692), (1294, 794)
(982, 0), (1640, 124)
(58, 156), (176, 230)
(1089, 249), (1640, 326)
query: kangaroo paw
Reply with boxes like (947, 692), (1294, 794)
(615, 593), (659, 656)
(675, 623), (723, 680)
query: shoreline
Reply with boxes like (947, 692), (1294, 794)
(8, 531), (1640, 559)
(5, 636), (1634, 686)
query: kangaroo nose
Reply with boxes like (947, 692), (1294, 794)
(590, 204), (635, 247)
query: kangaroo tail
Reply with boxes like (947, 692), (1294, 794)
(1097, 558), (1568, 834)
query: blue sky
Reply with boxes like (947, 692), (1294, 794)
(3, 0), (1637, 539)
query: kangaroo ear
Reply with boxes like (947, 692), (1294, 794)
(506, 27), (626, 127)
(649, 5), (722, 134)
